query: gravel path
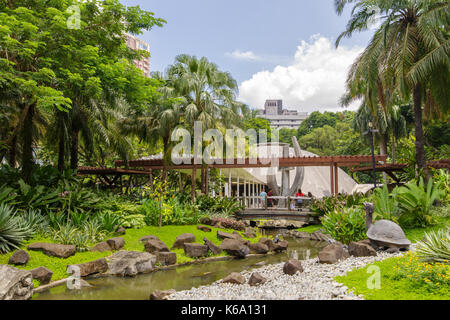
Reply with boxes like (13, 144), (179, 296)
(169, 250), (405, 300)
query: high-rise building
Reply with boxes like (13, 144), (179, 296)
(126, 34), (150, 77)
(257, 99), (308, 129)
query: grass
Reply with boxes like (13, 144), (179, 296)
(297, 224), (323, 234)
(335, 254), (450, 300)
(0, 225), (262, 286)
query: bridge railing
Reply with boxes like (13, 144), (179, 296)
(236, 196), (312, 211)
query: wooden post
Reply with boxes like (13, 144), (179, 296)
(228, 170), (232, 198)
(205, 166), (209, 195)
(149, 169), (154, 193)
(237, 176), (240, 199)
(330, 164), (335, 196)
(334, 163), (339, 195)
(244, 179), (247, 208)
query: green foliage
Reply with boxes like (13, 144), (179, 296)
(0, 204), (33, 253)
(195, 195), (244, 217)
(141, 198), (199, 226)
(371, 185), (399, 222)
(310, 193), (367, 217)
(396, 178), (445, 228)
(416, 228), (450, 264)
(119, 214), (146, 229)
(321, 206), (367, 244)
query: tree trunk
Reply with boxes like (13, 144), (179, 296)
(392, 135), (396, 164)
(21, 103), (35, 182)
(8, 135), (17, 168)
(413, 84), (429, 180)
(70, 126), (80, 171)
(58, 133), (65, 173)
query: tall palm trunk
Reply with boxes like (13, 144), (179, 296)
(70, 126), (80, 171)
(379, 133), (388, 182)
(391, 134), (396, 164)
(22, 103), (35, 182)
(413, 84), (428, 180)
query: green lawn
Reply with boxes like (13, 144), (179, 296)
(297, 224), (323, 234)
(0, 225), (262, 286)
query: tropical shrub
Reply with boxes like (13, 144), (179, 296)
(195, 195), (244, 216)
(396, 178), (445, 228)
(416, 228), (450, 264)
(310, 193), (367, 217)
(52, 221), (107, 252)
(120, 214), (147, 229)
(141, 198), (200, 226)
(321, 206), (367, 244)
(0, 204), (33, 253)
(371, 185), (399, 222)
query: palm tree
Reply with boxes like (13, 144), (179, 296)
(167, 55), (247, 193)
(336, 0), (450, 178)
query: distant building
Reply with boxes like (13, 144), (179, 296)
(126, 34), (150, 77)
(257, 99), (308, 129)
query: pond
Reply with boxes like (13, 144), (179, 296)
(33, 235), (327, 300)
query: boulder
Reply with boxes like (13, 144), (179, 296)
(68, 258), (108, 277)
(203, 238), (222, 255)
(184, 243), (209, 258)
(27, 242), (76, 258)
(217, 230), (238, 241)
(116, 226), (126, 235)
(348, 241), (377, 257)
(0, 265), (33, 300)
(318, 243), (350, 264)
(171, 233), (196, 250)
(107, 251), (156, 277)
(290, 231), (311, 239)
(248, 273), (267, 286)
(283, 259), (304, 275)
(310, 231), (331, 242)
(248, 242), (269, 254)
(222, 272), (245, 285)
(243, 228), (257, 239)
(8, 250), (30, 266)
(259, 238), (276, 251)
(200, 216), (213, 226)
(386, 247), (400, 254)
(106, 237), (125, 251)
(144, 239), (169, 253)
(139, 235), (160, 243)
(155, 252), (177, 266)
(31, 267), (53, 285)
(90, 242), (111, 253)
(273, 240), (289, 252)
(219, 239), (250, 258)
(150, 289), (176, 300)
(197, 225), (212, 233)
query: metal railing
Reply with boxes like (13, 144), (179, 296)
(236, 196), (312, 211)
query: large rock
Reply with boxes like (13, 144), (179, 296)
(106, 237), (125, 251)
(68, 258), (108, 277)
(348, 241), (377, 257)
(8, 250), (30, 266)
(243, 228), (257, 239)
(259, 238), (276, 251)
(107, 251), (156, 277)
(90, 242), (111, 253)
(273, 240), (289, 252)
(219, 239), (250, 258)
(150, 289), (176, 300)
(31, 267), (53, 285)
(155, 252), (177, 266)
(283, 259), (304, 275)
(0, 265), (33, 300)
(248, 242), (269, 254)
(318, 243), (350, 264)
(217, 230), (239, 241)
(115, 226), (126, 235)
(184, 243), (209, 258)
(203, 238), (222, 255)
(197, 225), (212, 233)
(171, 233), (196, 250)
(27, 242), (76, 258)
(310, 231), (331, 242)
(222, 272), (245, 285)
(144, 239), (169, 253)
(248, 273), (267, 286)
(139, 235), (160, 243)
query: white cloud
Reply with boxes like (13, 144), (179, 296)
(226, 50), (262, 62)
(238, 35), (363, 113)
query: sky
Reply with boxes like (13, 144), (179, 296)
(120, 0), (375, 113)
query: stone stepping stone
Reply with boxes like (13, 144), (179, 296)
(8, 250), (30, 266)
(27, 243), (76, 258)
(171, 233), (195, 250)
(31, 267), (53, 285)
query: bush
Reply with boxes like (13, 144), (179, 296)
(141, 198), (200, 226)
(396, 178), (445, 228)
(416, 228), (450, 263)
(321, 206), (367, 244)
(371, 185), (399, 222)
(311, 193), (367, 217)
(0, 203), (33, 253)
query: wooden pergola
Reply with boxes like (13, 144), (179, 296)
(77, 166), (152, 189)
(113, 155), (388, 197)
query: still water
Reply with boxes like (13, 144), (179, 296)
(34, 236), (326, 300)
